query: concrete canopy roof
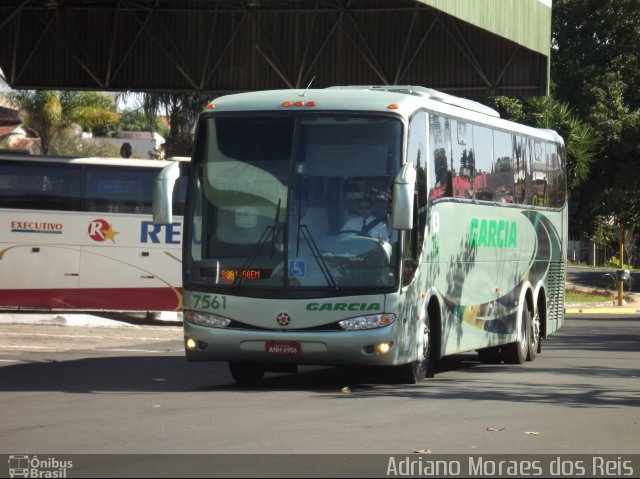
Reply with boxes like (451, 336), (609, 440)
(0, 0), (551, 97)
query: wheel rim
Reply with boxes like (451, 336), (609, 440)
(416, 323), (430, 378)
(422, 324), (430, 361)
(531, 312), (541, 349)
(520, 311), (529, 356)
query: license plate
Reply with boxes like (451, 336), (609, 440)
(265, 341), (301, 355)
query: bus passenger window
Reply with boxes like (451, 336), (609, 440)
(84, 166), (154, 214)
(428, 114), (452, 200)
(493, 130), (514, 203)
(0, 160), (81, 210)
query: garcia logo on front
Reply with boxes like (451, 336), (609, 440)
(8, 455), (73, 478)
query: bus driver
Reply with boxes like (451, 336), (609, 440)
(341, 197), (389, 242)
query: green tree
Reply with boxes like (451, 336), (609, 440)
(9, 90), (119, 155)
(552, 0), (640, 235)
(488, 95), (599, 237)
(488, 96), (598, 189)
(94, 108), (167, 138)
(141, 92), (211, 158)
(48, 128), (121, 157)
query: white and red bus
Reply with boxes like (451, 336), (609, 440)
(0, 151), (186, 312)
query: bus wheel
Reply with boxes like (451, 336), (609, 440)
(503, 307), (530, 364)
(394, 320), (434, 384)
(229, 362), (265, 386)
(394, 360), (428, 384)
(527, 309), (541, 361)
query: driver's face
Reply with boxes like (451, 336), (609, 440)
(358, 202), (372, 218)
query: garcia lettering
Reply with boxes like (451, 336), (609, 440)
(469, 218), (517, 248)
(306, 302), (381, 312)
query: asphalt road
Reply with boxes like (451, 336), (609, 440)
(567, 266), (639, 293)
(0, 315), (638, 476)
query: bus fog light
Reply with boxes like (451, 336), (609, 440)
(184, 309), (231, 328)
(377, 342), (392, 354)
(185, 338), (197, 351)
(339, 313), (396, 331)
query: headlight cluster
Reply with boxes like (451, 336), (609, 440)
(339, 313), (395, 331)
(184, 309), (231, 328)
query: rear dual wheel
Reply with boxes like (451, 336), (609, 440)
(503, 306), (532, 364)
(527, 308), (541, 361)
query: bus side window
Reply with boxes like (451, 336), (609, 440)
(84, 166), (155, 214)
(428, 114), (452, 200)
(493, 130), (514, 203)
(0, 160), (81, 210)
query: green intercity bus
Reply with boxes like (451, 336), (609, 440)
(153, 85), (567, 385)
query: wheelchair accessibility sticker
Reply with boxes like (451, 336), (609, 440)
(289, 260), (306, 278)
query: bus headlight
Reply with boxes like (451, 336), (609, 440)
(339, 313), (395, 331)
(184, 310), (231, 328)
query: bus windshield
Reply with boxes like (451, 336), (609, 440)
(187, 114), (402, 293)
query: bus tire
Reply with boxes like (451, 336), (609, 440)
(527, 308), (541, 361)
(229, 362), (265, 386)
(394, 315), (435, 384)
(503, 307), (530, 364)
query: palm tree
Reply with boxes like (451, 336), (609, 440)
(140, 91), (212, 158)
(10, 90), (119, 155)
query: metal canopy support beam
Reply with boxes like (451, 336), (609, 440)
(394, 10), (439, 84)
(0, 0), (29, 32)
(296, 7), (344, 89)
(343, 10), (389, 84)
(13, 12), (54, 86)
(0, 0), (548, 96)
(199, 8), (220, 89)
(109, 6), (155, 87)
(440, 15), (492, 90)
(127, 7), (200, 90)
(105, 5), (122, 88)
(201, 12), (247, 89)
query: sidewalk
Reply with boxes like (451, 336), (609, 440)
(565, 283), (640, 315)
(0, 311), (182, 327)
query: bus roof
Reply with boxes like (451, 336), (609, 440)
(204, 86), (563, 145)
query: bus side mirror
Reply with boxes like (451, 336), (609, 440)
(391, 162), (416, 230)
(153, 161), (183, 225)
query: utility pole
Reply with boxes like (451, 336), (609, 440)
(618, 224), (625, 306)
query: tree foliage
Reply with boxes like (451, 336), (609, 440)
(94, 108), (167, 138)
(141, 92), (211, 158)
(487, 95), (598, 191)
(9, 90), (119, 155)
(552, 0), (640, 232)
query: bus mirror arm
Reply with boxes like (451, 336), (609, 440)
(153, 161), (182, 225)
(391, 163), (416, 230)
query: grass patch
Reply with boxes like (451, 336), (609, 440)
(565, 287), (613, 303)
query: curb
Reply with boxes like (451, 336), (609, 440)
(565, 307), (640, 315)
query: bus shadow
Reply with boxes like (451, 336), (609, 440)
(1, 350), (637, 408)
(0, 351), (487, 395)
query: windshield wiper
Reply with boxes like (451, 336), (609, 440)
(232, 199), (282, 289)
(270, 198), (282, 257)
(297, 223), (339, 292)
